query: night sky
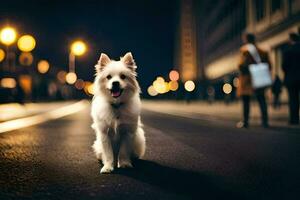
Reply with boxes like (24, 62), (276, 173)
(1, 0), (176, 94)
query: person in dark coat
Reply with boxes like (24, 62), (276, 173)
(236, 33), (272, 128)
(282, 33), (300, 125)
(271, 75), (282, 109)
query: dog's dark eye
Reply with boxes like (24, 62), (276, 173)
(106, 75), (112, 80)
(120, 74), (126, 80)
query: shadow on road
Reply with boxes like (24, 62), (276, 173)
(266, 125), (300, 134)
(116, 159), (241, 199)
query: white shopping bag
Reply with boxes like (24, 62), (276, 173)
(246, 44), (272, 89)
(249, 63), (272, 89)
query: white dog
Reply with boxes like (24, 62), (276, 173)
(91, 52), (146, 174)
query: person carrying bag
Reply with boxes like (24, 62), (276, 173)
(247, 44), (273, 89)
(236, 33), (272, 128)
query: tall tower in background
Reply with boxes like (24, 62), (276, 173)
(176, 0), (198, 82)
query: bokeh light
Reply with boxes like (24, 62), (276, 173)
(152, 76), (170, 94)
(75, 79), (85, 90)
(153, 80), (162, 93)
(48, 82), (58, 97)
(153, 79), (168, 94)
(37, 60), (50, 74)
(66, 72), (77, 84)
(0, 27), (17, 45)
(17, 35), (36, 52)
(0, 49), (5, 62)
(233, 77), (239, 87)
(163, 82), (170, 93)
(57, 71), (67, 84)
(156, 76), (165, 84)
(19, 75), (32, 95)
(184, 80), (195, 92)
(0, 78), (16, 88)
(223, 83), (232, 94)
(71, 40), (86, 56)
(168, 81), (179, 91)
(19, 52), (33, 66)
(169, 70), (179, 81)
(87, 84), (95, 95)
(84, 81), (94, 95)
(147, 85), (158, 96)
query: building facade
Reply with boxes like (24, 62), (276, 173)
(175, 0), (198, 82)
(176, 0), (300, 82)
(199, 0), (246, 80)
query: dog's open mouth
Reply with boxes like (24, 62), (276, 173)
(110, 88), (123, 98)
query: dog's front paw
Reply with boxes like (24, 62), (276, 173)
(118, 160), (133, 168)
(100, 165), (114, 174)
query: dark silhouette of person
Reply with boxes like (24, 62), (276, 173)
(271, 75), (282, 109)
(282, 33), (300, 125)
(236, 33), (272, 128)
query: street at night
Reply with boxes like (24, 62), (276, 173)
(1, 0), (300, 199)
(0, 101), (299, 199)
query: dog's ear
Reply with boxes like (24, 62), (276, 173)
(121, 52), (137, 71)
(95, 53), (111, 73)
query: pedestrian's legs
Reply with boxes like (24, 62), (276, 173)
(255, 89), (269, 127)
(242, 95), (250, 126)
(287, 85), (299, 124)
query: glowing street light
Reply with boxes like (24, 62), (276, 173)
(71, 40), (86, 56)
(68, 40), (87, 81)
(184, 80), (195, 92)
(17, 35), (36, 52)
(0, 49), (5, 62)
(37, 60), (50, 74)
(0, 26), (17, 71)
(0, 27), (17, 45)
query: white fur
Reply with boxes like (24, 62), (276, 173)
(91, 52), (146, 174)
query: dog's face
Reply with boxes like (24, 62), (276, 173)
(94, 52), (140, 102)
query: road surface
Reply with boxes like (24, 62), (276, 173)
(0, 102), (299, 199)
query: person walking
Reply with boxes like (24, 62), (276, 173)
(282, 33), (300, 125)
(236, 33), (272, 128)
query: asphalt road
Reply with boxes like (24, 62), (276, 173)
(0, 104), (299, 200)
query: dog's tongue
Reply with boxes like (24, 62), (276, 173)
(112, 90), (121, 97)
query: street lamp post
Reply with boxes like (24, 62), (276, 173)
(69, 52), (76, 73)
(67, 40), (86, 84)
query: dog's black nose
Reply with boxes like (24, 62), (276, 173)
(112, 81), (120, 88)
